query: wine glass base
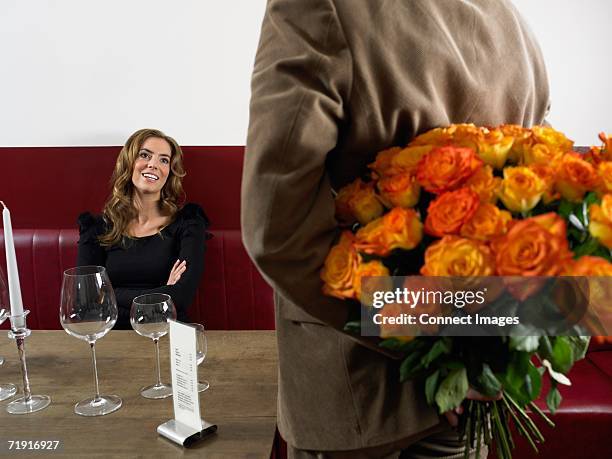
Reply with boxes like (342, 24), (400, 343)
(198, 380), (210, 392)
(141, 383), (173, 399)
(75, 394), (122, 416)
(0, 383), (18, 401)
(7, 394), (51, 414)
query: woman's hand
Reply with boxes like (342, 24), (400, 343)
(167, 259), (187, 285)
(443, 388), (502, 427)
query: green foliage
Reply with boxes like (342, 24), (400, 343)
(550, 338), (574, 374)
(475, 364), (502, 398)
(422, 338), (452, 368)
(546, 386), (562, 414)
(435, 367), (469, 413)
(509, 336), (540, 353)
(425, 370), (440, 405)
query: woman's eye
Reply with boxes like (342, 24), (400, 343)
(139, 151), (149, 159)
(161, 158), (170, 165)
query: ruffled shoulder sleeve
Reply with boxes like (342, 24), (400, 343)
(176, 203), (212, 239)
(77, 212), (106, 243)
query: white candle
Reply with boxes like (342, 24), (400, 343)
(1, 202), (24, 317)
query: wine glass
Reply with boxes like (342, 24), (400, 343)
(60, 266), (122, 416)
(130, 293), (176, 399)
(0, 269), (18, 401)
(190, 323), (210, 392)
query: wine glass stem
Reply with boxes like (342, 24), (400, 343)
(89, 342), (101, 402)
(153, 338), (162, 386)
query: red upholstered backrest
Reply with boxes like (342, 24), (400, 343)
(0, 146), (275, 330)
(1, 146), (243, 230)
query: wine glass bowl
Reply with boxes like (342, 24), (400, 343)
(130, 293), (176, 399)
(60, 266), (122, 416)
(191, 323), (210, 392)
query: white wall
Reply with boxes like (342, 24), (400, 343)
(0, 0), (610, 147)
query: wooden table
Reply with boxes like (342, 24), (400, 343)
(0, 330), (278, 458)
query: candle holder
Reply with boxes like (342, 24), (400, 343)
(6, 310), (51, 414)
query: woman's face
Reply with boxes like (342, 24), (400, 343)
(131, 137), (172, 198)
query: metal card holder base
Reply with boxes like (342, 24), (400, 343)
(157, 419), (218, 447)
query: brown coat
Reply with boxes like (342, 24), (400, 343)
(242, 0), (549, 451)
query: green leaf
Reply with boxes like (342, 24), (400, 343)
(573, 237), (602, 258)
(425, 370), (440, 406)
(550, 338), (574, 373)
(509, 336), (540, 352)
(565, 336), (590, 361)
(525, 362), (543, 401)
(475, 364), (502, 398)
(435, 367), (469, 413)
(399, 351), (425, 382)
(584, 191), (599, 206)
(558, 200), (574, 219)
(422, 338), (451, 368)
(343, 321), (361, 333)
(546, 386), (562, 414)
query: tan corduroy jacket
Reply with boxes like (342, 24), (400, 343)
(242, 0), (549, 451)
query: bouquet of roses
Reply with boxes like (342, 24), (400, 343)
(321, 124), (612, 458)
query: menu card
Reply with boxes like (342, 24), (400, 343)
(168, 320), (201, 431)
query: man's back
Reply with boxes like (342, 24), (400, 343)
(243, 0), (549, 453)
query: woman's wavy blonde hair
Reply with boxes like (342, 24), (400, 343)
(99, 128), (186, 247)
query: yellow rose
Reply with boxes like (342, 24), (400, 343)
(353, 260), (391, 306)
(531, 125), (574, 153)
(522, 143), (564, 166)
(460, 203), (512, 241)
(497, 166), (546, 213)
(377, 173), (421, 208)
(499, 124), (533, 163)
(475, 128), (514, 169)
(589, 194), (612, 249)
(409, 127), (453, 147)
(355, 207), (423, 256)
(464, 165), (502, 203)
(597, 162), (612, 195)
(420, 236), (495, 276)
(555, 152), (600, 203)
(321, 232), (359, 300)
(388, 145), (432, 175)
(335, 179), (384, 225)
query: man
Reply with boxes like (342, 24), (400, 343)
(242, 1), (549, 457)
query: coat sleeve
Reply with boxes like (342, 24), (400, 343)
(242, 0), (396, 357)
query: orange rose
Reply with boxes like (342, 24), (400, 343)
(416, 146), (483, 194)
(371, 145), (432, 178)
(421, 236), (495, 276)
(529, 163), (560, 204)
(368, 147), (402, 178)
(564, 256), (612, 276)
(600, 132), (612, 155)
(355, 207), (423, 256)
(597, 161), (612, 195)
(555, 152), (600, 202)
(353, 259), (391, 305)
(321, 232), (359, 299)
(377, 173), (420, 208)
(460, 203), (512, 241)
(378, 302), (419, 340)
(491, 213), (572, 276)
(589, 194), (612, 249)
(475, 128), (514, 169)
(464, 165), (502, 203)
(449, 124), (483, 149)
(335, 179), (384, 225)
(497, 166), (546, 213)
(425, 188), (480, 237)
(563, 256), (612, 336)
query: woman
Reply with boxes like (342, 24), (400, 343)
(77, 128), (209, 329)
